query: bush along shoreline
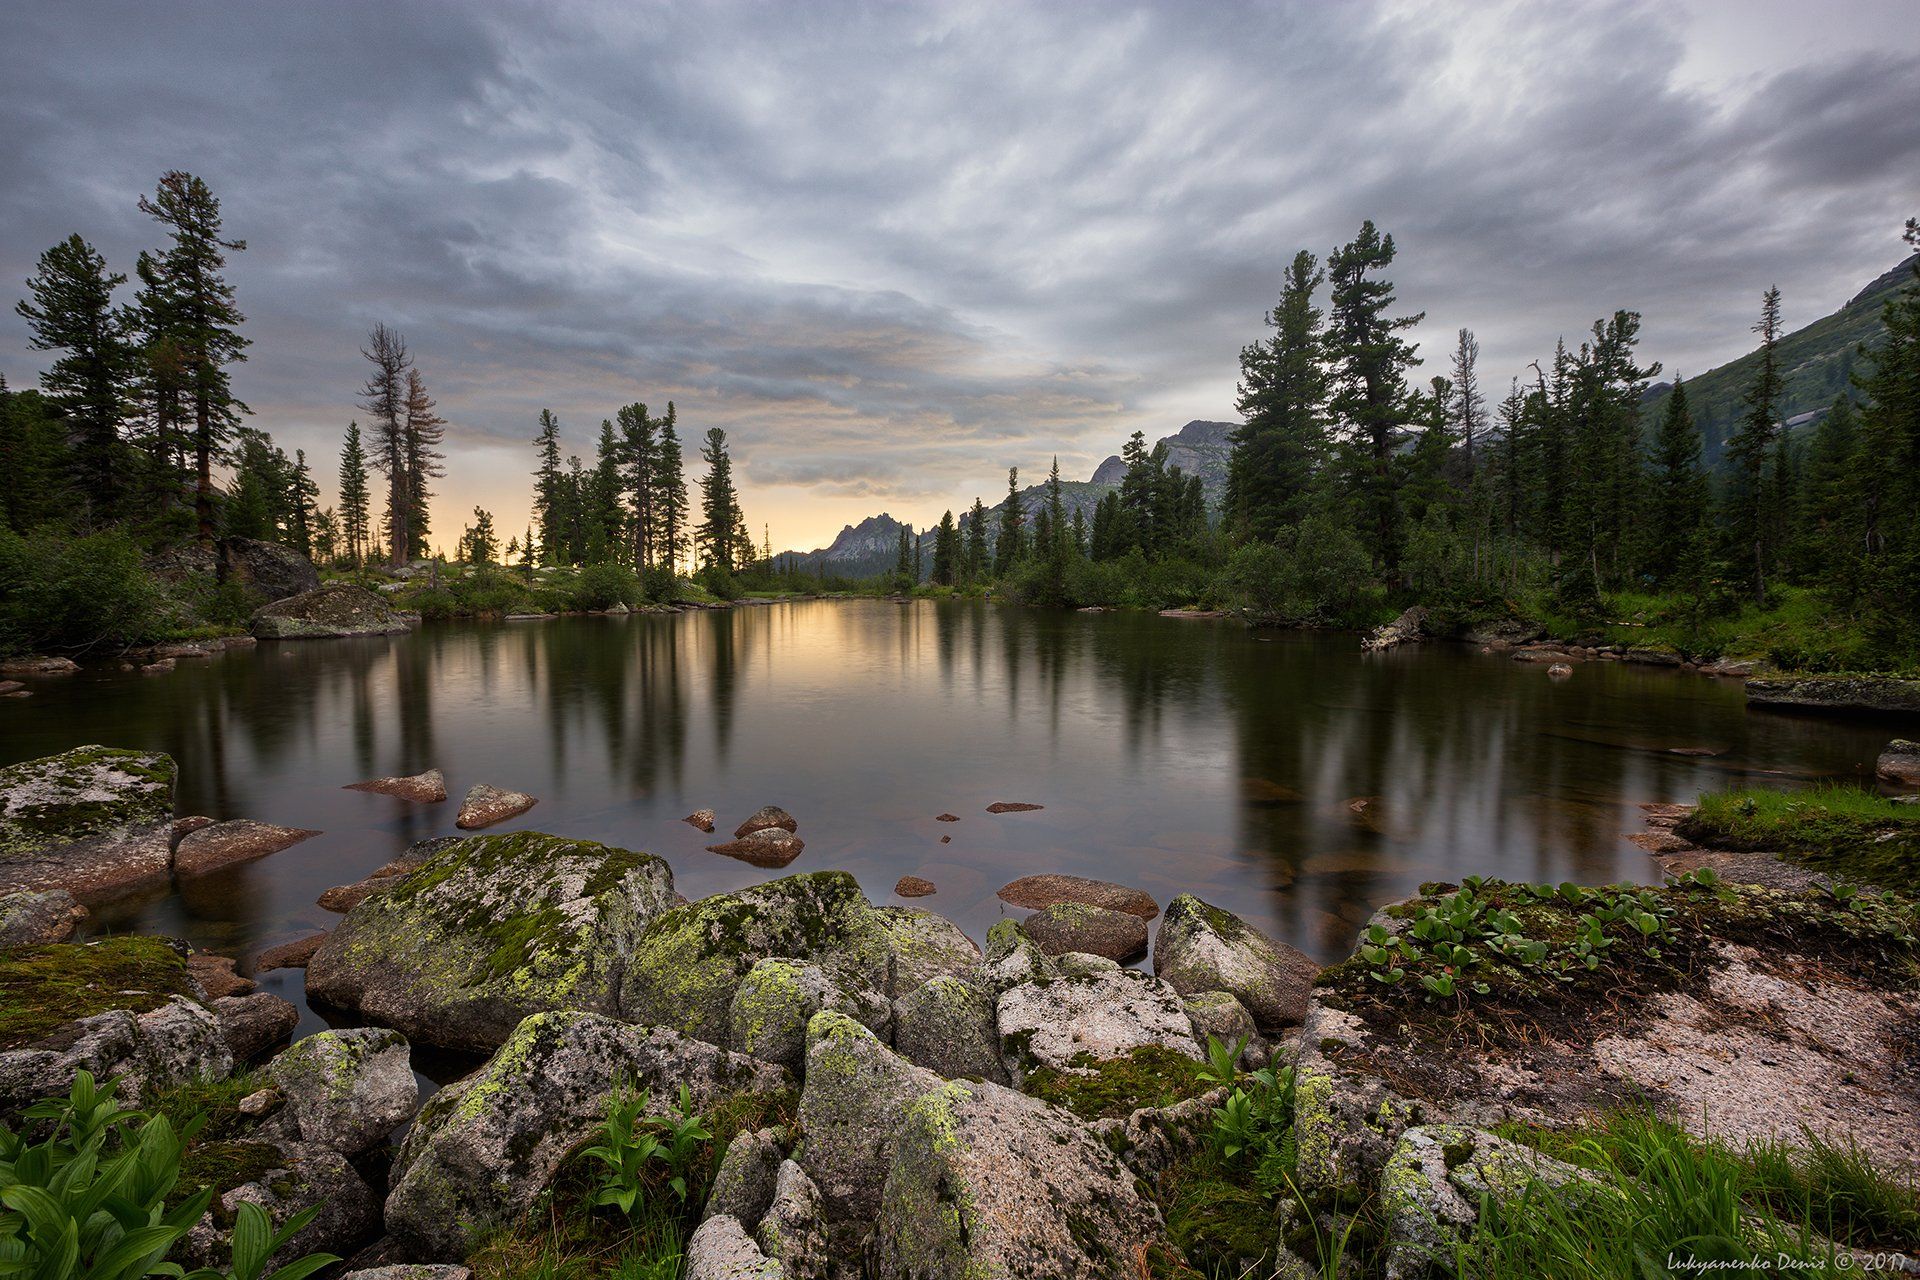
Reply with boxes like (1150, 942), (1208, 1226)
(1, 745), (1915, 1279)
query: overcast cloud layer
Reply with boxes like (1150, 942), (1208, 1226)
(3, 0), (1916, 550)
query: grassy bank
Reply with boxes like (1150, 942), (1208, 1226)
(1680, 786), (1920, 891)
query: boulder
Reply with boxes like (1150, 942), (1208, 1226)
(995, 873), (1158, 920)
(1547, 662), (1574, 678)
(0, 746), (175, 900)
(174, 820), (320, 877)
(618, 872), (977, 1049)
(251, 584), (414, 640)
(342, 1270), (470, 1280)
(869, 1078), (1164, 1280)
(795, 1012), (940, 1230)
(187, 952), (255, 998)
(1054, 951), (1119, 977)
(705, 1126), (784, 1226)
(985, 801), (1043, 813)
(172, 815), (217, 843)
(177, 1142), (379, 1271)
(318, 876), (399, 912)
(1153, 894), (1320, 1033)
(454, 784), (537, 830)
(1877, 739), (1920, 786)
(152, 537), (320, 603)
(1180, 989), (1263, 1061)
(734, 805), (798, 838)
(344, 770), (448, 803)
(267, 1027), (417, 1155)
(1744, 675), (1920, 716)
(755, 1160), (827, 1280)
(387, 1011), (789, 1259)
(0, 889), (86, 945)
(996, 968), (1201, 1079)
(253, 932), (328, 972)
(1380, 1124), (1596, 1280)
(213, 993), (300, 1061)
(892, 976), (1006, 1084)
(685, 1215), (784, 1280)
(893, 875), (935, 897)
(686, 809), (718, 833)
(1022, 902), (1148, 962)
(1363, 604), (1429, 652)
(706, 827), (805, 867)
(0, 656), (79, 676)
(308, 832), (676, 1052)
(977, 918), (1057, 993)
(727, 959), (869, 1074)
(1088, 1085), (1233, 1186)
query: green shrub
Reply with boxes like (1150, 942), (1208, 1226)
(568, 563), (639, 611)
(0, 527), (165, 656)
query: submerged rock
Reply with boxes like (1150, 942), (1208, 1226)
(251, 583), (414, 640)
(869, 1077), (1163, 1280)
(307, 831), (676, 1052)
(387, 1011), (788, 1259)
(252, 931), (329, 972)
(1152, 894), (1320, 1033)
(706, 827), (805, 867)
(344, 769), (447, 803)
(995, 872), (1158, 920)
(174, 820), (320, 877)
(454, 783), (537, 830)
(0, 746), (176, 901)
(0, 889), (86, 946)
(734, 805), (798, 838)
(1022, 901), (1149, 962)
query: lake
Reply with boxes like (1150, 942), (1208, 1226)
(0, 599), (1893, 1053)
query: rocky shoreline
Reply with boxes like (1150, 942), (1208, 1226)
(2, 744), (1915, 1278)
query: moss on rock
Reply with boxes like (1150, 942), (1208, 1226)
(0, 935), (196, 1049)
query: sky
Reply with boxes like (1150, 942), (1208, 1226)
(3, 1), (1917, 555)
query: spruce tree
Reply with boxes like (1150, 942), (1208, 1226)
(1450, 327), (1484, 471)
(1649, 377), (1707, 585)
(654, 405), (688, 574)
(531, 409), (564, 564)
(587, 419), (624, 563)
(136, 172), (249, 543)
(695, 427), (742, 573)
(1229, 249), (1327, 540)
(15, 234), (137, 514)
(337, 421), (372, 568)
(402, 366), (446, 560)
(1724, 286), (1784, 602)
(359, 324), (411, 564)
(932, 510), (958, 585)
(288, 449), (318, 554)
(964, 496), (988, 580)
(995, 467), (1025, 576)
(617, 402), (657, 569)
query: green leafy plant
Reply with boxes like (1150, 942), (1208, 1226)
(579, 1081), (665, 1219)
(1194, 1034), (1246, 1087)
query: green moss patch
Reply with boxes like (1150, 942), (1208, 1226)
(0, 935), (196, 1049)
(1680, 786), (1920, 892)
(172, 1140), (288, 1213)
(1025, 1045), (1210, 1120)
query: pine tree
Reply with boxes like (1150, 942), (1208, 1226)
(1846, 227), (1920, 654)
(1450, 327), (1485, 471)
(136, 172), (249, 543)
(1326, 220), (1423, 578)
(695, 427), (742, 573)
(995, 467), (1025, 576)
(531, 409), (564, 564)
(654, 405), (687, 574)
(337, 421), (372, 568)
(894, 524), (913, 587)
(1724, 286), (1784, 602)
(359, 324), (411, 564)
(1116, 431), (1158, 554)
(587, 419), (624, 564)
(964, 496), (988, 581)
(1229, 249), (1327, 540)
(461, 507), (498, 564)
(15, 234), (137, 513)
(288, 449), (318, 554)
(616, 402), (656, 569)
(932, 510), (958, 585)
(402, 366), (446, 560)
(1649, 378), (1707, 585)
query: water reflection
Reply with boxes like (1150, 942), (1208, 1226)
(1, 602), (1894, 1004)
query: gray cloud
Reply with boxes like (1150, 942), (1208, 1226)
(2, 0), (1915, 545)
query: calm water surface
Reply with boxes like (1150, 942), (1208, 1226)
(0, 600), (1896, 1045)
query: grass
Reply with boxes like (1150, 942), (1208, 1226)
(1681, 785), (1920, 891)
(1481, 1110), (1920, 1270)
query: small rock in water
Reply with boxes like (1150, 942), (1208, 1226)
(171, 815), (216, 844)
(174, 819), (321, 877)
(684, 808), (717, 833)
(733, 804), (798, 838)
(996, 873), (1159, 920)
(1547, 663), (1574, 678)
(318, 877), (398, 912)
(344, 769), (447, 803)
(940, 834), (951, 843)
(187, 952), (256, 998)
(456, 783), (537, 829)
(706, 827), (805, 867)
(986, 801), (1043, 814)
(253, 931), (330, 972)
(895, 875), (936, 897)
(1877, 739), (1920, 786)
(935, 812), (960, 822)
(0, 680), (24, 694)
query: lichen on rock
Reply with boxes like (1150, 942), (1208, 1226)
(0, 746), (176, 900)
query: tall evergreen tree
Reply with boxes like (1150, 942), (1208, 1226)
(359, 325), (411, 565)
(288, 448), (318, 554)
(1724, 286), (1784, 602)
(654, 405), (688, 574)
(1450, 327), (1485, 471)
(531, 409), (564, 564)
(587, 419), (625, 563)
(136, 171), (249, 543)
(1228, 249), (1328, 540)
(695, 427), (743, 573)
(401, 366), (446, 560)
(1648, 378), (1708, 585)
(963, 495), (988, 581)
(616, 402), (656, 569)
(932, 510), (958, 585)
(1326, 220), (1423, 578)
(995, 467), (1025, 575)
(337, 421), (372, 567)
(15, 234), (137, 513)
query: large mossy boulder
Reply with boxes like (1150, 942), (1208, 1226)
(996, 966), (1201, 1079)
(0, 746), (176, 901)
(617, 871), (978, 1049)
(1152, 893), (1320, 1033)
(306, 832), (677, 1052)
(386, 1011), (790, 1260)
(266, 1027), (417, 1155)
(794, 1011), (940, 1234)
(869, 1077), (1164, 1280)
(250, 583), (414, 640)
(151, 537), (320, 603)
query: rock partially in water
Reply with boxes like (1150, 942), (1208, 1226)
(1746, 673), (1920, 716)
(985, 801), (1043, 814)
(308, 831), (676, 1052)
(995, 967), (1200, 1079)
(252, 932), (329, 972)
(893, 875), (935, 897)
(174, 820), (320, 877)
(213, 992), (299, 1061)
(1363, 604), (1429, 652)
(0, 745), (176, 901)
(734, 804), (799, 837)
(251, 583), (415, 640)
(0, 889), (86, 945)
(454, 783), (537, 830)
(344, 769), (447, 804)
(187, 952), (254, 998)
(1022, 901), (1149, 962)
(318, 876), (400, 912)
(869, 1077), (1164, 1280)
(0, 656), (78, 676)
(706, 826), (805, 867)
(1547, 662), (1574, 678)
(685, 808), (718, 833)
(1154, 893), (1320, 1033)
(172, 814), (217, 843)
(1878, 738), (1920, 786)
(995, 872), (1158, 920)
(267, 1026), (417, 1155)
(387, 1011), (789, 1259)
